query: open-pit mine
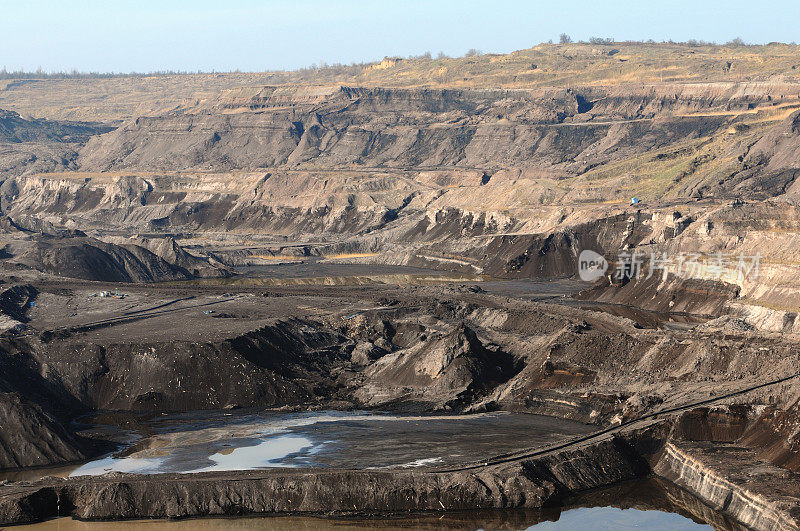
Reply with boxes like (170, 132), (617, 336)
(1, 42), (800, 529)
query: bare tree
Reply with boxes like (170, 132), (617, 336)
(559, 33), (572, 44)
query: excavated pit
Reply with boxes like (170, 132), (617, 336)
(2, 45), (800, 528)
(0, 274), (797, 528)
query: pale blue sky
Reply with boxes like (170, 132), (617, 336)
(1, 0), (798, 73)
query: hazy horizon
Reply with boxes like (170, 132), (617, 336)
(2, 0), (799, 74)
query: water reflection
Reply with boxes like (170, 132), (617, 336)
(528, 506), (708, 530)
(16, 479), (745, 530)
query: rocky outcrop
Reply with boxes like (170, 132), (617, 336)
(0, 285), (37, 334)
(0, 284), (36, 323)
(727, 302), (800, 334)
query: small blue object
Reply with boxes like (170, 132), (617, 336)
(30, 302), (34, 307)
(630, 197), (640, 205)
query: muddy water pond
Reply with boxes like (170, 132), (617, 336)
(1, 411), (592, 481)
(2, 411), (743, 530)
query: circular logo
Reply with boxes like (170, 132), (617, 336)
(578, 250), (608, 282)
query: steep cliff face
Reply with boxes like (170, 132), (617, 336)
(740, 399), (800, 472)
(0, 83), (797, 265)
(75, 85), (745, 176)
(654, 441), (800, 531)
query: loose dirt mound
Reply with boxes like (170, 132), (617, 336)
(16, 236), (193, 283)
(135, 237), (231, 278)
(34, 318), (352, 411)
(0, 392), (84, 469)
(357, 323), (518, 409)
(0, 284), (36, 323)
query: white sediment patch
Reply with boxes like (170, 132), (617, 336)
(396, 457), (443, 468)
